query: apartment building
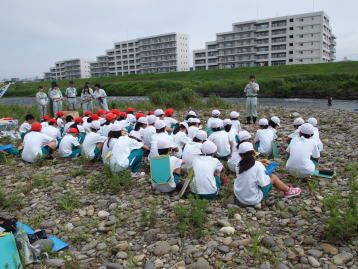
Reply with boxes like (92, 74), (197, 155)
(193, 11), (336, 70)
(44, 58), (93, 80)
(90, 33), (189, 77)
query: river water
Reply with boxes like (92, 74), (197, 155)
(0, 96), (357, 111)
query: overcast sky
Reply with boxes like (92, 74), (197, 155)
(1, 0), (357, 79)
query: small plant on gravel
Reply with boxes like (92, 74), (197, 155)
(57, 190), (81, 212)
(140, 198), (159, 227)
(70, 168), (88, 177)
(174, 195), (208, 238)
(27, 212), (46, 227)
(323, 162), (358, 242)
(0, 190), (24, 210)
(227, 207), (238, 218)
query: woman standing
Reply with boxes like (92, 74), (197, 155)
(81, 85), (93, 112)
(35, 86), (49, 118)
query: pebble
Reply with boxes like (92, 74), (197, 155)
(104, 263), (123, 269)
(217, 219), (231, 227)
(307, 249), (323, 258)
(332, 252), (353, 265)
(96, 243), (107, 250)
(144, 261), (155, 269)
(45, 259), (64, 267)
(153, 241), (171, 256)
(65, 222), (74, 231)
(218, 245), (230, 253)
(308, 256), (321, 267)
(234, 213), (242, 221)
(262, 236), (276, 248)
(222, 237), (232, 246)
(98, 210), (110, 219)
(154, 259), (164, 268)
(187, 257), (210, 269)
(116, 251), (128, 259)
(32, 239), (54, 252)
(219, 226), (235, 235)
(320, 243), (338, 255)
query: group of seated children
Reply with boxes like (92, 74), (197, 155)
(15, 107), (325, 206)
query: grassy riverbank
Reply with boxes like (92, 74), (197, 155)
(4, 61), (358, 99)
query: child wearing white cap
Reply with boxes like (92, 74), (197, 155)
(190, 140), (224, 199)
(142, 115), (157, 148)
(223, 119), (238, 150)
(287, 117), (305, 142)
(187, 118), (201, 139)
(268, 116), (280, 138)
(208, 119), (232, 160)
(82, 121), (107, 160)
(254, 118), (275, 155)
(234, 142), (301, 206)
(228, 130), (252, 172)
(182, 130), (207, 172)
(109, 130), (149, 178)
(152, 136), (184, 193)
(230, 111), (241, 133)
(207, 109), (222, 129)
(286, 123), (320, 177)
(185, 110), (197, 122)
(149, 120), (173, 158)
(307, 117), (323, 151)
(172, 122), (190, 158)
(154, 109), (165, 119)
(102, 124), (122, 162)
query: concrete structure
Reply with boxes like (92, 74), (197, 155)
(44, 58), (93, 81)
(193, 11), (336, 70)
(90, 33), (189, 77)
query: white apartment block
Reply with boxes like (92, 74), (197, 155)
(193, 11), (336, 70)
(90, 33), (189, 77)
(44, 58), (93, 81)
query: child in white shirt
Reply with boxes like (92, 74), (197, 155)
(307, 117), (323, 151)
(190, 140), (223, 199)
(230, 111), (241, 133)
(101, 113), (116, 137)
(59, 128), (82, 158)
(142, 115), (156, 148)
(172, 122), (190, 158)
(63, 115), (74, 137)
(102, 124), (122, 162)
(149, 120), (172, 158)
(19, 114), (34, 140)
(206, 109), (221, 129)
(208, 119), (231, 160)
(182, 130), (207, 172)
(164, 108), (178, 133)
(40, 115), (51, 128)
(268, 116), (280, 139)
(254, 118), (275, 155)
(187, 118), (201, 139)
(41, 119), (61, 140)
(82, 121), (107, 161)
(234, 142), (301, 206)
(151, 136), (184, 193)
(228, 130), (252, 173)
(286, 123), (320, 177)
(287, 117), (305, 142)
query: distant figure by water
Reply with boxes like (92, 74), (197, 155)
(328, 96), (333, 106)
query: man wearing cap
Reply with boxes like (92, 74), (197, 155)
(244, 75), (259, 124)
(190, 140), (224, 199)
(82, 121), (107, 161)
(48, 81), (63, 116)
(21, 122), (57, 163)
(36, 86), (49, 118)
(93, 83), (109, 111)
(65, 81), (77, 110)
(59, 128), (82, 158)
(286, 123), (320, 177)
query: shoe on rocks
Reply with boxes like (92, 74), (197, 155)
(284, 187), (302, 198)
(131, 172), (145, 178)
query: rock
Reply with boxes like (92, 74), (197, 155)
(96, 243), (107, 250)
(53, 175), (66, 183)
(64, 222), (74, 231)
(308, 256), (321, 268)
(115, 242), (129, 251)
(276, 264), (289, 269)
(260, 261), (271, 269)
(153, 241), (171, 256)
(154, 259), (164, 268)
(104, 263), (123, 269)
(187, 257), (210, 269)
(262, 236), (276, 248)
(144, 261), (155, 269)
(144, 229), (159, 243)
(32, 239), (53, 252)
(207, 241), (218, 249)
(222, 237), (232, 246)
(234, 213), (242, 221)
(256, 211), (266, 219)
(283, 237), (294, 247)
(292, 112), (300, 117)
(133, 254), (145, 264)
(97, 210), (110, 219)
(237, 238), (251, 247)
(219, 226), (235, 235)
(171, 245), (180, 253)
(332, 252), (353, 265)
(41, 220), (55, 228)
(277, 201), (286, 209)
(82, 240), (97, 251)
(46, 259), (64, 267)
(307, 249), (323, 258)
(218, 245), (230, 253)
(320, 243), (338, 255)
(116, 251), (128, 259)
(217, 219), (231, 227)
(287, 249), (297, 260)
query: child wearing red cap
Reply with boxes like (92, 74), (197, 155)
(59, 128), (82, 158)
(41, 119), (61, 141)
(97, 109), (106, 125)
(41, 115), (51, 128)
(19, 114), (35, 140)
(63, 115), (74, 136)
(82, 121), (107, 161)
(83, 111), (92, 123)
(164, 108), (178, 134)
(56, 111), (65, 133)
(21, 122), (57, 163)
(101, 113), (116, 137)
(73, 117), (86, 143)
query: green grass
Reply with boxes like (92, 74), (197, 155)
(4, 61), (358, 98)
(57, 190), (81, 212)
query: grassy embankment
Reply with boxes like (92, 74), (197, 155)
(4, 61), (358, 99)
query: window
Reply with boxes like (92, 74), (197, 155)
(289, 51), (293, 54)
(290, 18), (294, 22)
(289, 59), (293, 62)
(299, 59), (303, 62)
(289, 43), (293, 46)
(289, 35), (293, 38)
(290, 27), (294, 30)
(300, 43), (303, 46)
(299, 34), (303, 38)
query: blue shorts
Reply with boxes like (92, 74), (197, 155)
(41, 147), (49, 155)
(259, 183), (272, 198)
(93, 147), (100, 160)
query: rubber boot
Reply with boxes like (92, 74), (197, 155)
(246, 117), (251, 124)
(253, 117), (257, 124)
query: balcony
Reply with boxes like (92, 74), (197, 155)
(331, 40), (336, 46)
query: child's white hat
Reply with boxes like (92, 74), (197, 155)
(110, 124), (122, 132)
(230, 111), (239, 118)
(127, 114), (136, 123)
(238, 142), (254, 154)
(189, 118), (200, 124)
(201, 141), (217, 155)
(154, 109), (164, 116)
(187, 110), (197, 116)
(211, 118), (223, 129)
(212, 109), (221, 116)
(180, 122), (189, 130)
(239, 130), (252, 141)
(294, 117), (304, 125)
(223, 119), (232, 126)
(307, 117), (317, 127)
(271, 116), (281, 126)
(90, 121), (101, 130)
(155, 120), (166, 130)
(157, 137), (172, 150)
(137, 117), (148, 124)
(195, 130), (207, 141)
(129, 130), (142, 140)
(299, 123), (314, 135)
(147, 115), (157, 125)
(258, 118), (269, 126)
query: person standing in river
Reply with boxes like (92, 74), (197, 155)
(244, 75), (259, 124)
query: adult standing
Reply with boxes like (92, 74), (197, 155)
(81, 85), (93, 112)
(65, 81), (77, 110)
(244, 75), (259, 124)
(35, 86), (49, 118)
(93, 83), (109, 111)
(48, 81), (63, 116)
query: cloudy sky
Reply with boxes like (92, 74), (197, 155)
(1, 0), (357, 79)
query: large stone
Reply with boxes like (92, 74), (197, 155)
(82, 240), (97, 251)
(332, 252), (354, 265)
(307, 249), (323, 258)
(320, 243), (338, 255)
(97, 210), (110, 219)
(187, 258), (210, 269)
(116, 251), (128, 259)
(276, 264), (289, 269)
(144, 229), (160, 243)
(262, 236), (276, 248)
(217, 219), (231, 227)
(153, 241), (171, 256)
(144, 261), (155, 269)
(219, 226), (235, 235)
(103, 263), (124, 269)
(46, 259), (64, 268)
(307, 256), (320, 268)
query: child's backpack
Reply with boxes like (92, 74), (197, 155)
(150, 155), (173, 185)
(0, 232), (23, 269)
